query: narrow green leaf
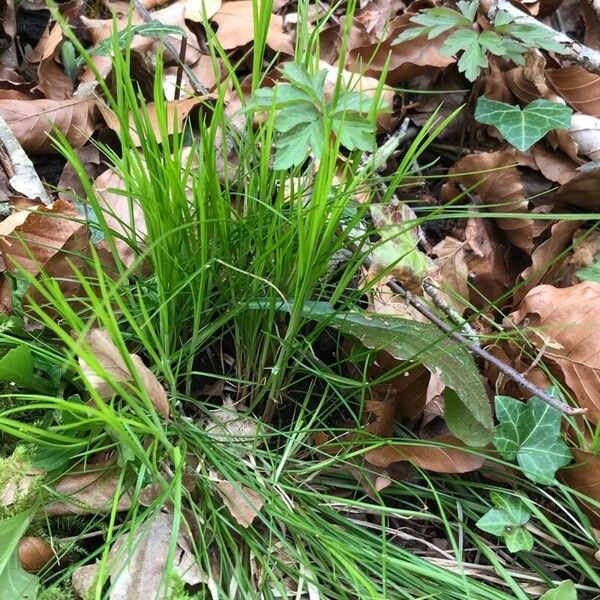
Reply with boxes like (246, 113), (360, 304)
(475, 97), (572, 151)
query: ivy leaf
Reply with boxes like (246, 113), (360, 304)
(539, 581), (577, 600)
(494, 394), (572, 484)
(255, 301), (494, 446)
(476, 492), (533, 553)
(475, 97), (573, 151)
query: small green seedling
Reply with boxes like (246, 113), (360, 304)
(395, 0), (567, 81)
(475, 97), (572, 151)
(494, 394), (572, 484)
(249, 62), (384, 169)
(476, 491), (533, 552)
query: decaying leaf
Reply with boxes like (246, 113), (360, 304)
(560, 449), (600, 526)
(213, 476), (264, 528)
(365, 435), (485, 473)
(0, 98), (95, 154)
(79, 328), (170, 418)
(510, 282), (600, 422)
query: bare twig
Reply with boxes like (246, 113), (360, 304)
(131, 0), (210, 96)
(367, 260), (585, 416)
(0, 113), (51, 205)
(487, 0), (600, 76)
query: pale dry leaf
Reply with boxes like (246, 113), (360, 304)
(71, 564), (98, 599)
(0, 98), (95, 154)
(181, 0), (222, 21)
(206, 401), (259, 447)
(365, 435), (485, 473)
(93, 168), (146, 268)
(510, 281), (600, 422)
(565, 112), (600, 160)
(211, 1), (293, 54)
(430, 236), (470, 315)
(214, 479), (264, 528)
(109, 511), (207, 599)
(79, 328), (170, 417)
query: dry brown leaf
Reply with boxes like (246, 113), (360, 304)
(365, 435), (485, 473)
(45, 468), (132, 516)
(109, 511), (207, 598)
(446, 150), (542, 254)
(563, 113), (600, 160)
(560, 449), (600, 526)
(547, 66), (600, 117)
(349, 14), (453, 84)
(510, 282), (600, 422)
(528, 145), (579, 184)
(97, 97), (202, 146)
(79, 328), (170, 418)
(93, 168), (145, 268)
(0, 200), (88, 312)
(214, 478), (264, 528)
(210, 1), (293, 54)
(30, 23), (74, 100)
(551, 166), (600, 210)
(181, 0), (222, 21)
(514, 219), (583, 304)
(0, 98), (95, 154)
(430, 236), (470, 314)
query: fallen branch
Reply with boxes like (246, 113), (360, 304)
(370, 263), (585, 416)
(487, 0), (600, 76)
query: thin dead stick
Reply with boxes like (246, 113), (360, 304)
(132, 0), (210, 96)
(367, 261), (585, 416)
(487, 0), (600, 75)
(0, 113), (51, 205)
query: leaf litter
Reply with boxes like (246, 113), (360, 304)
(2, 0), (600, 597)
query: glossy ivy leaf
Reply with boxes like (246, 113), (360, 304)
(255, 300), (494, 445)
(0, 512), (38, 600)
(539, 581), (577, 600)
(494, 394), (572, 484)
(476, 492), (533, 553)
(475, 97), (572, 151)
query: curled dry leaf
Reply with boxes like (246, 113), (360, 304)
(510, 282), (600, 422)
(210, 1), (293, 54)
(19, 537), (54, 573)
(546, 66), (600, 118)
(551, 166), (600, 210)
(445, 150), (544, 254)
(214, 478), (265, 528)
(564, 113), (600, 160)
(365, 435), (485, 473)
(0, 98), (95, 154)
(79, 328), (170, 418)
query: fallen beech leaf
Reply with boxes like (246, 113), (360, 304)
(0, 98), (95, 154)
(510, 282), (600, 421)
(79, 328), (170, 418)
(93, 168), (146, 268)
(31, 23), (73, 100)
(547, 66), (600, 118)
(446, 150), (543, 253)
(45, 468), (132, 516)
(560, 449), (600, 526)
(19, 537), (54, 573)
(349, 14), (454, 84)
(211, 2), (293, 54)
(214, 478), (264, 528)
(366, 435), (485, 473)
(97, 96), (203, 146)
(564, 112), (600, 160)
(430, 236), (470, 314)
(551, 166), (600, 210)
(109, 511), (207, 598)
